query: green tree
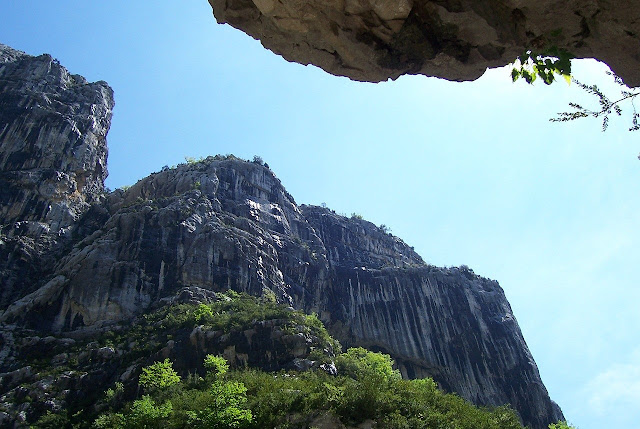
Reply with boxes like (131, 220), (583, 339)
(335, 348), (402, 423)
(204, 354), (229, 377)
(139, 359), (181, 394)
(184, 381), (252, 428)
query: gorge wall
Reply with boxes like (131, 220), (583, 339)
(208, 0), (640, 86)
(0, 43), (113, 311)
(0, 44), (562, 428)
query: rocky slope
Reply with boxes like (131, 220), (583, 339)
(0, 289), (340, 426)
(0, 44), (562, 428)
(207, 0), (640, 86)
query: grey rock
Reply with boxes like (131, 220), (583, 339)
(0, 44), (564, 428)
(159, 286), (220, 306)
(320, 361), (338, 376)
(0, 43), (114, 310)
(119, 364), (139, 382)
(96, 347), (116, 360)
(0, 366), (33, 392)
(292, 358), (314, 371)
(51, 353), (68, 366)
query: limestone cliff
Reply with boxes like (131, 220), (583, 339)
(0, 44), (562, 428)
(208, 0), (640, 86)
(0, 43), (114, 310)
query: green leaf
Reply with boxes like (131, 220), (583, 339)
(523, 71), (535, 84)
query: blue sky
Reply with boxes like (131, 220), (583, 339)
(2, 2), (639, 428)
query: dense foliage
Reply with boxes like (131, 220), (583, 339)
(92, 351), (529, 429)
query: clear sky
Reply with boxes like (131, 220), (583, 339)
(2, 2), (639, 428)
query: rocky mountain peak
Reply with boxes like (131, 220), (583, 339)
(301, 204), (424, 270)
(0, 44), (113, 216)
(0, 45), (563, 428)
(0, 43), (114, 310)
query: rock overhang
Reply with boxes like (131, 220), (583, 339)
(208, 0), (640, 86)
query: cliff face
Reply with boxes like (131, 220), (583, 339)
(207, 0), (640, 86)
(0, 43), (114, 310)
(301, 207), (563, 428)
(0, 44), (562, 428)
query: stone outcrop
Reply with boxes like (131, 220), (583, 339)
(208, 0), (640, 86)
(0, 45), (563, 428)
(0, 43), (114, 309)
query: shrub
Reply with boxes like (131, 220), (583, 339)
(549, 422), (577, 429)
(128, 396), (173, 428)
(336, 347), (400, 383)
(193, 303), (214, 323)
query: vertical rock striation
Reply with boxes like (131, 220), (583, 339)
(301, 206), (563, 427)
(0, 44), (562, 428)
(0, 44), (114, 309)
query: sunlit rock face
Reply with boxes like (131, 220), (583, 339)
(0, 44), (563, 428)
(208, 0), (640, 86)
(0, 44), (114, 308)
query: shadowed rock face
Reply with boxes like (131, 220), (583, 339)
(208, 0), (640, 86)
(0, 44), (562, 428)
(300, 207), (563, 428)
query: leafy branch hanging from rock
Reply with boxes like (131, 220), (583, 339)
(512, 48), (639, 134)
(511, 47), (573, 85)
(550, 72), (639, 132)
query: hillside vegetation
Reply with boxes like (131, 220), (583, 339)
(26, 292), (570, 428)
